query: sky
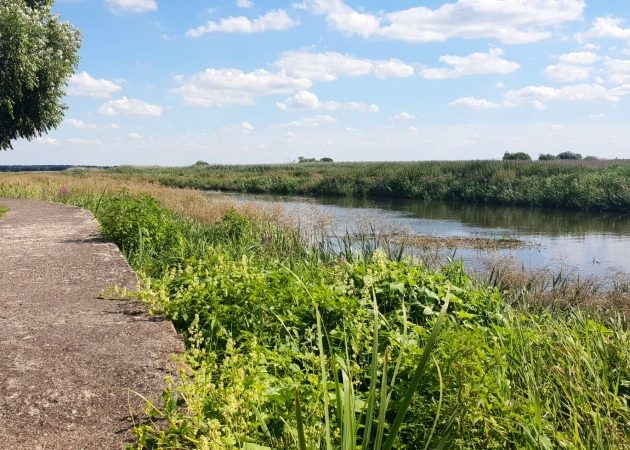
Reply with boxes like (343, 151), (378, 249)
(6, 0), (630, 165)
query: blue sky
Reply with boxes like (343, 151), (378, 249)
(7, 0), (630, 165)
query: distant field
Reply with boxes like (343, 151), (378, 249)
(106, 159), (630, 212)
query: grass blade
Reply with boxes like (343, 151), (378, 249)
(382, 298), (450, 450)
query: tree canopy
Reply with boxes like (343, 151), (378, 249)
(0, 0), (81, 150)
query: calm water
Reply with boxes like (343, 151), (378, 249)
(208, 192), (630, 279)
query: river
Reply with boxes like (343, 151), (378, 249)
(207, 192), (630, 280)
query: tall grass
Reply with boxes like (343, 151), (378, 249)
(108, 159), (630, 212)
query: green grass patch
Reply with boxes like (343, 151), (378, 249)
(0, 206), (7, 218)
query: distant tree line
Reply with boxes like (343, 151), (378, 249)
(503, 151), (598, 161)
(298, 156), (334, 163)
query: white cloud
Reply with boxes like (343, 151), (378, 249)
(67, 71), (122, 98)
(240, 121), (255, 134)
(171, 68), (312, 107)
(543, 64), (590, 83)
(98, 97), (162, 116)
(187, 10), (297, 36)
(65, 119), (98, 129)
(35, 137), (60, 146)
(236, 0), (253, 8)
(605, 58), (630, 84)
(577, 17), (630, 42)
(67, 138), (103, 146)
(393, 112), (415, 120)
(276, 90), (378, 112)
(280, 115), (338, 128)
(275, 51), (414, 81)
(504, 84), (619, 109)
(558, 51), (600, 65)
(449, 97), (500, 109)
(302, 0), (584, 44)
(105, 0), (157, 14)
(452, 83), (625, 111)
(64, 119), (121, 130)
(421, 48), (519, 79)
(542, 51), (600, 83)
(128, 132), (143, 139)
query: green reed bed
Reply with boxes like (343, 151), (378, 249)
(107, 159), (630, 212)
(2, 183), (629, 448)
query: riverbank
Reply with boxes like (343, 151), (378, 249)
(1, 172), (629, 449)
(108, 159), (630, 212)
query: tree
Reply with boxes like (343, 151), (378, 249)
(0, 0), (81, 150)
(557, 151), (582, 160)
(538, 153), (557, 161)
(320, 157), (333, 162)
(503, 151), (531, 161)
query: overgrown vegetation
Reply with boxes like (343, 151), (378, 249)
(0, 205), (7, 218)
(106, 159), (630, 212)
(2, 174), (630, 449)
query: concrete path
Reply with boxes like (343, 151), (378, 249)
(0, 199), (183, 449)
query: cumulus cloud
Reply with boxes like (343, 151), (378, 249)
(67, 72), (122, 98)
(98, 97), (162, 116)
(577, 17), (630, 42)
(236, 0), (253, 8)
(171, 68), (312, 107)
(276, 90), (378, 112)
(393, 112), (415, 120)
(452, 83), (626, 110)
(187, 9), (297, 36)
(280, 115), (338, 128)
(35, 137), (60, 146)
(240, 121), (255, 134)
(605, 58), (630, 84)
(503, 84), (619, 109)
(421, 48), (520, 79)
(301, 0), (584, 44)
(275, 51), (414, 81)
(105, 0), (157, 14)
(449, 97), (500, 109)
(543, 64), (590, 83)
(559, 51), (600, 65)
(65, 119), (98, 129)
(542, 51), (599, 83)
(66, 138), (103, 146)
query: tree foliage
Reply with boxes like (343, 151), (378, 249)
(0, 0), (81, 150)
(502, 151), (531, 161)
(557, 151), (583, 160)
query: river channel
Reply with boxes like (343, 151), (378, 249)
(207, 192), (630, 280)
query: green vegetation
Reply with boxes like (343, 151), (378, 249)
(502, 151), (531, 161)
(3, 176), (628, 449)
(108, 159), (630, 211)
(0, 0), (81, 150)
(0, 206), (7, 218)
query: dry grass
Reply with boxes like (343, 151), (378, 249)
(0, 172), (284, 226)
(476, 255), (630, 316)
